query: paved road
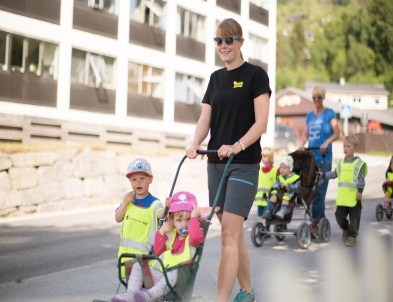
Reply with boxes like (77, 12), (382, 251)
(0, 153), (392, 302)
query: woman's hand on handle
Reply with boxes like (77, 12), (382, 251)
(217, 142), (242, 161)
(186, 145), (202, 159)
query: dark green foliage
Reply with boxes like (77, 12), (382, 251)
(277, 0), (393, 106)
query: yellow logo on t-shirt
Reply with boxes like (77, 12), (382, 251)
(233, 81), (243, 88)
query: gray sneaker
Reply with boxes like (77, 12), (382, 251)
(345, 236), (357, 247)
(234, 289), (255, 302)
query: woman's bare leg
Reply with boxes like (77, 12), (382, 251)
(216, 211), (247, 302)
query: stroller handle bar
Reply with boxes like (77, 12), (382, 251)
(197, 149), (217, 155)
(305, 146), (326, 158)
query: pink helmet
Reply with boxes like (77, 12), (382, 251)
(169, 191), (197, 213)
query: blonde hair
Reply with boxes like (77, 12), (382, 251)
(262, 147), (274, 164)
(168, 210), (191, 221)
(312, 85), (326, 99)
(344, 135), (359, 148)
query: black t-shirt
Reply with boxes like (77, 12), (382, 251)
(202, 61), (271, 164)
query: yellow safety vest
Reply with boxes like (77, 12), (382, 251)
(272, 173), (300, 201)
(387, 172), (393, 195)
(336, 158), (368, 207)
(117, 200), (163, 258)
(254, 167), (278, 207)
(152, 231), (195, 272)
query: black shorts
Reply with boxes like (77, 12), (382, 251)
(207, 163), (259, 218)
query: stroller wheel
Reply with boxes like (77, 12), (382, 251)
(375, 204), (384, 221)
(251, 222), (267, 247)
(318, 218), (331, 242)
(273, 224), (286, 241)
(386, 209), (393, 219)
(296, 222), (311, 249)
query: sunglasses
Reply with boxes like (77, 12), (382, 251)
(312, 96), (323, 100)
(213, 36), (240, 46)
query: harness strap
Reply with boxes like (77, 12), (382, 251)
(136, 254), (154, 289)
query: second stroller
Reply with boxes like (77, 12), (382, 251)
(251, 150), (331, 249)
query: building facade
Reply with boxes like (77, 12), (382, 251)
(0, 0), (277, 146)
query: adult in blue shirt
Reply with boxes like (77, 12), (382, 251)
(299, 85), (340, 229)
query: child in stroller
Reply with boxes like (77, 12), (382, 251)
(251, 150), (330, 249)
(262, 156), (300, 221)
(112, 191), (204, 302)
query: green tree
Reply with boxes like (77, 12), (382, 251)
(290, 21), (307, 66)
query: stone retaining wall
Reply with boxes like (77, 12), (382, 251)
(0, 148), (208, 217)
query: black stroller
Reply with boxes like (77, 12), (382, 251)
(250, 149), (331, 249)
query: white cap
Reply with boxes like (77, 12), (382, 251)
(280, 156), (294, 171)
(126, 158), (152, 178)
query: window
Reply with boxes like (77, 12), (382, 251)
(0, 31), (58, 78)
(130, 0), (166, 29)
(71, 49), (116, 88)
(128, 62), (164, 99)
(76, 0), (119, 15)
(175, 73), (204, 105)
(177, 7), (205, 43)
(0, 31), (7, 69)
(249, 34), (268, 62)
(249, 0), (269, 10)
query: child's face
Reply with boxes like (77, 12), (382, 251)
(128, 173), (152, 198)
(172, 211), (191, 238)
(343, 141), (356, 157)
(279, 164), (291, 176)
(261, 153), (271, 166)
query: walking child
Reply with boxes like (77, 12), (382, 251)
(262, 155), (300, 221)
(112, 191), (204, 302)
(254, 147), (278, 218)
(321, 135), (367, 247)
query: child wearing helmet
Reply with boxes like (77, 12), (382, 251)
(112, 191), (204, 302)
(262, 155), (300, 221)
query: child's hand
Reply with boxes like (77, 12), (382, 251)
(280, 183), (288, 190)
(160, 221), (173, 235)
(191, 206), (201, 218)
(356, 192), (362, 201)
(165, 197), (171, 208)
(123, 191), (134, 204)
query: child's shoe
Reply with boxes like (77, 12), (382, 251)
(111, 292), (135, 302)
(134, 289), (151, 302)
(262, 210), (272, 220)
(383, 200), (391, 209)
(275, 208), (286, 220)
(345, 236), (357, 247)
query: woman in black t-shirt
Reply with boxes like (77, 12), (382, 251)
(186, 18), (271, 302)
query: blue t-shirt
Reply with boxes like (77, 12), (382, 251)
(306, 108), (336, 164)
(133, 193), (158, 208)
